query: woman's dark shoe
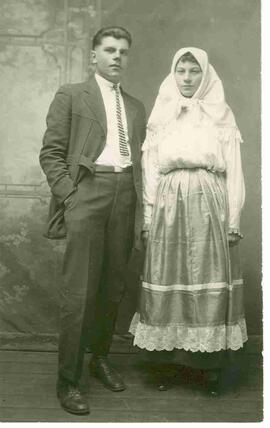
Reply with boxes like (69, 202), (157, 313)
(153, 366), (174, 391)
(57, 380), (90, 415)
(156, 375), (172, 391)
(205, 370), (220, 397)
(89, 356), (126, 392)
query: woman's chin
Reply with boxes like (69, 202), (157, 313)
(180, 90), (193, 98)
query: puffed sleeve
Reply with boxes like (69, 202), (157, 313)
(223, 127), (245, 235)
(142, 129), (161, 231)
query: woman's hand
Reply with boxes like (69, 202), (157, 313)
(142, 231), (149, 248)
(228, 233), (241, 246)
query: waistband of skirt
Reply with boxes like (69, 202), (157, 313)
(161, 167), (225, 175)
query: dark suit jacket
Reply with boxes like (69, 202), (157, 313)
(40, 78), (146, 249)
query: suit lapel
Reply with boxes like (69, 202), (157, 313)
(82, 79), (138, 153)
(121, 90), (137, 145)
(82, 79), (107, 135)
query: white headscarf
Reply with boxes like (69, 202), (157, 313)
(144, 47), (242, 149)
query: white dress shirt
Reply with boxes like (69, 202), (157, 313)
(95, 73), (132, 167)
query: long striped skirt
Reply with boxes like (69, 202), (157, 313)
(129, 168), (247, 353)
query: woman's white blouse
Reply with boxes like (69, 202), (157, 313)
(142, 109), (245, 234)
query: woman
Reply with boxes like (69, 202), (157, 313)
(130, 47), (247, 394)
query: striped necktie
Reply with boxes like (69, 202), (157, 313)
(113, 84), (129, 157)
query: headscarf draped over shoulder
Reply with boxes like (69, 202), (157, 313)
(143, 47), (242, 150)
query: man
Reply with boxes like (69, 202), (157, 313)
(40, 26), (146, 415)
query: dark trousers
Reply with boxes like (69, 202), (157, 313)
(58, 170), (136, 383)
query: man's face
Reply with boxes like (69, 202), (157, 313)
(174, 60), (203, 98)
(92, 36), (130, 83)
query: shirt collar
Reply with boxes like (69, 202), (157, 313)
(95, 73), (121, 90)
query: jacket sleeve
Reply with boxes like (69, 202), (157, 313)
(39, 85), (76, 204)
(139, 103), (147, 144)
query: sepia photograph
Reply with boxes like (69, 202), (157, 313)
(0, 0), (262, 423)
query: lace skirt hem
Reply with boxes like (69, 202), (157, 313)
(129, 312), (248, 353)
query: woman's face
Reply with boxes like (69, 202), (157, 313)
(174, 59), (203, 98)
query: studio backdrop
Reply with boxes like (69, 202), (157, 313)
(0, 0), (261, 350)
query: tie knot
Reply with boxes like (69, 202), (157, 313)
(113, 83), (119, 92)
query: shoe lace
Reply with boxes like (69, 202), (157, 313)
(69, 386), (81, 399)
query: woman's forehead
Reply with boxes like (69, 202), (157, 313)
(175, 59), (202, 70)
(172, 48), (207, 73)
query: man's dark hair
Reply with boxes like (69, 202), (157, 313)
(92, 26), (132, 49)
(179, 51), (200, 66)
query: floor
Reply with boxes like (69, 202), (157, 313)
(0, 349), (263, 422)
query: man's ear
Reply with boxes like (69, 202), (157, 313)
(91, 50), (97, 64)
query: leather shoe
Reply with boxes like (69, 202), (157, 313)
(155, 372), (172, 391)
(89, 356), (126, 392)
(57, 380), (90, 415)
(151, 365), (173, 391)
(205, 370), (220, 397)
